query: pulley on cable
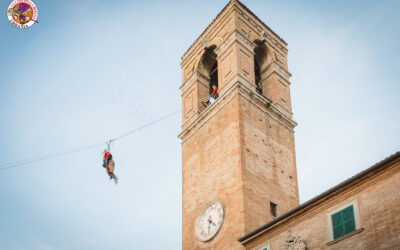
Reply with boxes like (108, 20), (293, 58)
(106, 139), (113, 152)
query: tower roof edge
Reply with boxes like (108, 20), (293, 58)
(181, 0), (287, 62)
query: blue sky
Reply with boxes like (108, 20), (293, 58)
(0, 0), (399, 249)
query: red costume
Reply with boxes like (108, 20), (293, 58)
(103, 152), (112, 161)
(212, 87), (218, 97)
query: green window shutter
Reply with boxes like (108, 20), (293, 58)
(344, 219), (355, 234)
(342, 205), (355, 234)
(342, 206), (353, 220)
(332, 212), (342, 226)
(331, 205), (356, 240)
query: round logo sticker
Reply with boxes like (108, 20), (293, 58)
(7, 0), (38, 29)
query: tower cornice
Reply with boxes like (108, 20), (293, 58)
(178, 76), (297, 142)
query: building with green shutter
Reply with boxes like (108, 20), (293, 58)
(239, 152), (400, 249)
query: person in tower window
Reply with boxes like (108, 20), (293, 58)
(209, 84), (219, 105)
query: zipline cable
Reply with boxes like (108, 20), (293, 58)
(0, 110), (181, 172)
(0, 142), (103, 168)
(0, 143), (105, 172)
(110, 109), (180, 141)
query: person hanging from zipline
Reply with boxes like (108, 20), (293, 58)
(102, 143), (118, 183)
(103, 149), (112, 169)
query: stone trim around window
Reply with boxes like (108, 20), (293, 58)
(326, 199), (362, 242)
(327, 228), (364, 246)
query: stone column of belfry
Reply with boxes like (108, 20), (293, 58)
(179, 1), (299, 249)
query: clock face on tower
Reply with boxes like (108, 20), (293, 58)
(195, 201), (224, 242)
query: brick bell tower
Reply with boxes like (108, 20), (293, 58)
(179, 1), (299, 249)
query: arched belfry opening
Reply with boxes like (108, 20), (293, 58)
(253, 40), (270, 95)
(198, 45), (219, 108)
(198, 45), (218, 93)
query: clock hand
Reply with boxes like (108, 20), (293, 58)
(207, 217), (217, 227)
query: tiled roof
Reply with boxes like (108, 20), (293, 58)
(182, 0), (287, 61)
